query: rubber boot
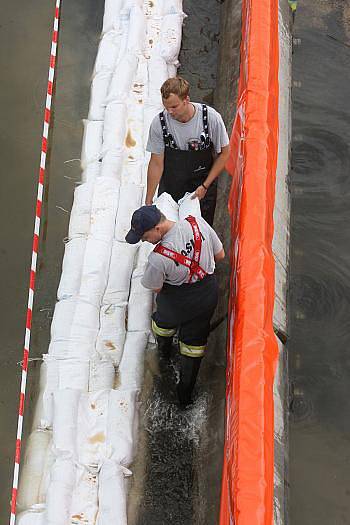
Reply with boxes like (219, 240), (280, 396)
(177, 355), (202, 408)
(156, 335), (173, 360)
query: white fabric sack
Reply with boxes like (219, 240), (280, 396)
(88, 354), (115, 392)
(106, 389), (138, 465)
(76, 391), (109, 467)
(69, 465), (99, 525)
(50, 299), (100, 345)
(118, 331), (148, 389)
(168, 62), (178, 78)
(68, 182), (94, 238)
(103, 242), (137, 304)
(79, 238), (111, 307)
(16, 506), (45, 525)
(102, 0), (124, 34)
(127, 5), (145, 53)
(178, 192), (202, 220)
(81, 160), (101, 183)
(100, 149), (124, 180)
(81, 120), (103, 170)
(93, 30), (122, 75)
(57, 238), (86, 300)
(147, 55), (168, 104)
(17, 430), (51, 511)
(96, 304), (127, 365)
(124, 108), (144, 162)
(38, 442), (55, 504)
(160, 13), (185, 64)
(89, 70), (113, 121)
(103, 101), (128, 151)
(127, 273), (153, 332)
(162, 0), (184, 15)
(96, 461), (131, 525)
(52, 389), (81, 458)
(130, 55), (148, 103)
(114, 183), (144, 241)
(90, 178), (120, 242)
(107, 53), (138, 102)
(44, 458), (75, 525)
(155, 192), (179, 221)
(121, 159), (143, 185)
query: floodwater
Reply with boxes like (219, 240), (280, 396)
(289, 1), (350, 523)
(0, 1), (229, 524)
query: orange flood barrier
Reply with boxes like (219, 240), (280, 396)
(219, 0), (280, 524)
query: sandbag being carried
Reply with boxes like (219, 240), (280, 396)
(155, 192), (179, 221)
(178, 192), (202, 220)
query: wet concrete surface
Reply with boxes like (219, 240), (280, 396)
(0, 1), (102, 519)
(289, 1), (350, 523)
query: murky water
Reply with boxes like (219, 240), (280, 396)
(289, 1), (350, 523)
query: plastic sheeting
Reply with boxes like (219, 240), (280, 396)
(219, 0), (280, 524)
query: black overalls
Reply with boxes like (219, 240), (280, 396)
(158, 104), (217, 226)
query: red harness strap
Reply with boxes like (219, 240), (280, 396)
(154, 216), (207, 283)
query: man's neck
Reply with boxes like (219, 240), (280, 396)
(161, 220), (176, 237)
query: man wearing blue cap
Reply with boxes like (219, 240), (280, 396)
(126, 205), (225, 407)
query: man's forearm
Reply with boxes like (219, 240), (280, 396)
(146, 161), (163, 205)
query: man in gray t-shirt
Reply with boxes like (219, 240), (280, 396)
(125, 205), (225, 408)
(145, 76), (230, 226)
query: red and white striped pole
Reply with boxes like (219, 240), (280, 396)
(9, 1), (61, 523)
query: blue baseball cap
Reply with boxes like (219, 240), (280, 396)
(125, 205), (162, 244)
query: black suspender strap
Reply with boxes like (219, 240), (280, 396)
(159, 112), (178, 149)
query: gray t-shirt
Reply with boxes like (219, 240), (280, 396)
(141, 217), (223, 289)
(146, 103), (230, 155)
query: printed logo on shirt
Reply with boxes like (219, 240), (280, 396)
(180, 233), (205, 258)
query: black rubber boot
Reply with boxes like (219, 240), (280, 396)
(156, 335), (173, 360)
(177, 355), (202, 408)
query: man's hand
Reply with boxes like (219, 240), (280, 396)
(191, 184), (207, 200)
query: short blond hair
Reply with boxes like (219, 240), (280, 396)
(160, 77), (190, 100)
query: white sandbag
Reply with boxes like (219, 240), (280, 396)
(178, 192), (202, 219)
(106, 389), (138, 465)
(107, 53), (138, 102)
(52, 389), (81, 458)
(144, 16), (162, 57)
(90, 178), (120, 241)
(103, 101), (128, 151)
(114, 183), (144, 241)
(93, 30), (122, 75)
(96, 461), (131, 525)
(162, 0), (184, 15)
(69, 465), (99, 525)
(81, 120), (103, 170)
(50, 299), (100, 345)
(17, 430), (52, 511)
(16, 505), (45, 525)
(68, 182), (94, 238)
(134, 239), (154, 270)
(89, 70), (113, 121)
(168, 62), (178, 78)
(100, 149), (124, 180)
(155, 192), (179, 221)
(44, 457), (75, 525)
(81, 160), (101, 183)
(121, 159), (143, 185)
(76, 391), (109, 467)
(148, 55), (168, 104)
(127, 5), (145, 53)
(89, 354), (115, 392)
(96, 304), (127, 365)
(38, 442), (55, 504)
(79, 238), (111, 307)
(57, 238), (86, 300)
(128, 272), (153, 332)
(102, 0), (124, 34)
(124, 109), (144, 162)
(160, 13), (185, 64)
(103, 242), (137, 304)
(118, 331), (148, 389)
(130, 55), (148, 103)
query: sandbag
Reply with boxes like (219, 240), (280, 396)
(178, 192), (202, 220)
(103, 242), (137, 304)
(96, 460), (131, 525)
(44, 457), (75, 525)
(102, 0), (124, 34)
(167, 62), (178, 78)
(159, 13), (184, 64)
(50, 299), (100, 345)
(88, 70), (113, 121)
(127, 271), (153, 332)
(121, 159), (143, 186)
(107, 53), (138, 103)
(17, 430), (52, 511)
(93, 30), (122, 75)
(127, 4), (145, 54)
(52, 389), (81, 458)
(103, 101), (128, 151)
(118, 331), (149, 389)
(96, 304), (127, 366)
(68, 182), (94, 239)
(124, 106), (144, 162)
(88, 354), (115, 392)
(69, 465), (99, 525)
(106, 389), (138, 465)
(31, 361), (49, 431)
(155, 192), (179, 221)
(81, 120), (103, 170)
(57, 238), (86, 300)
(79, 238), (112, 307)
(81, 160), (101, 183)
(16, 505), (45, 525)
(100, 149), (124, 180)
(114, 183), (144, 241)
(76, 391), (109, 467)
(147, 55), (168, 104)
(90, 178), (120, 242)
